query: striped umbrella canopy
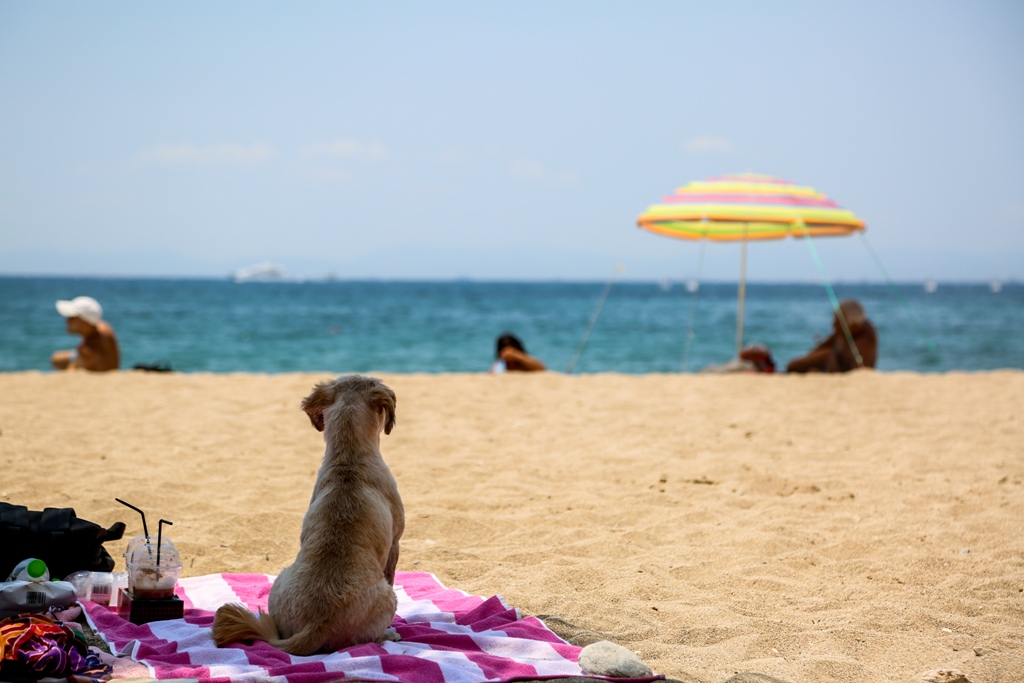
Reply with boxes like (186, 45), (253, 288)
(636, 173), (866, 362)
(637, 173), (865, 241)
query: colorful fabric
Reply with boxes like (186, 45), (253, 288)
(83, 572), (662, 683)
(637, 173), (866, 241)
(0, 612), (111, 681)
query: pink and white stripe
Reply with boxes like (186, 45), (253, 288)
(82, 572), (661, 683)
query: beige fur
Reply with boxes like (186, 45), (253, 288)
(212, 375), (403, 655)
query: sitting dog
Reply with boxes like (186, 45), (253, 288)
(212, 375), (404, 655)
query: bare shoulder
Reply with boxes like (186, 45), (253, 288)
(97, 322), (118, 339)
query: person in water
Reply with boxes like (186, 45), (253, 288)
(786, 299), (877, 373)
(51, 296), (121, 372)
(491, 333), (546, 373)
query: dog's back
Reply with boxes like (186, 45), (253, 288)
(213, 375), (402, 655)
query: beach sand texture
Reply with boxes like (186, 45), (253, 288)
(1, 371), (1022, 683)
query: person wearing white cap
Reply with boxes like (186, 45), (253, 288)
(786, 299), (878, 373)
(51, 296), (121, 372)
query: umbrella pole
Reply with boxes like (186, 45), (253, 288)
(735, 226), (748, 357)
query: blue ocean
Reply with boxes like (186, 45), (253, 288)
(1, 276), (1021, 374)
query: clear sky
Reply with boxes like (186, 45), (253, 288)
(1, 1), (1022, 282)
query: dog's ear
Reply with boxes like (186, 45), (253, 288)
(373, 384), (397, 435)
(300, 381), (334, 432)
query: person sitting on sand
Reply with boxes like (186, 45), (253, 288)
(699, 342), (776, 374)
(51, 296), (121, 372)
(491, 333), (546, 373)
(786, 299), (877, 373)
(739, 342), (776, 373)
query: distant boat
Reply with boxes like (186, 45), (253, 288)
(990, 278), (1003, 293)
(233, 262), (290, 283)
(924, 278), (938, 294)
(686, 279), (700, 293)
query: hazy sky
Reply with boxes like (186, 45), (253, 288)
(1, 1), (1022, 282)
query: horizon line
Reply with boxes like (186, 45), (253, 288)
(0, 273), (1019, 286)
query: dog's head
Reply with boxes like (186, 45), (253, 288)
(301, 375), (397, 436)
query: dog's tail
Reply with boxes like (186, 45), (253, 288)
(212, 603), (280, 648)
(211, 602), (331, 656)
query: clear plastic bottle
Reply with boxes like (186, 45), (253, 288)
(1, 559), (75, 618)
(7, 558), (50, 582)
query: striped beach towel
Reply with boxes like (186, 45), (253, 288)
(82, 572), (660, 683)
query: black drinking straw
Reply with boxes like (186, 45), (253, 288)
(157, 519), (173, 568)
(115, 498), (149, 539)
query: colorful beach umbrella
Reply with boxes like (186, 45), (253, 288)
(636, 173), (866, 359)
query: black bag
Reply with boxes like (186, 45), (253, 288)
(0, 503), (126, 580)
(131, 361), (173, 373)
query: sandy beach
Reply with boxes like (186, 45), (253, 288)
(1, 370), (1021, 683)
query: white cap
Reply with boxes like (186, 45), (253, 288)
(56, 296), (103, 325)
(837, 299), (866, 327)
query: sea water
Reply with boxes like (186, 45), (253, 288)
(1, 276), (1021, 374)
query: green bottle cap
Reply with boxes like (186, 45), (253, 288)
(26, 558), (47, 579)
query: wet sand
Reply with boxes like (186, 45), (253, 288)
(1, 370), (1021, 683)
